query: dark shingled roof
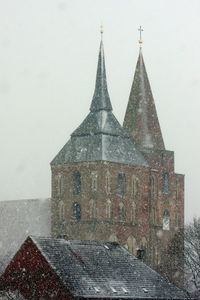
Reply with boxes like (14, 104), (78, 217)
(31, 236), (187, 299)
(123, 49), (165, 150)
(51, 41), (148, 167)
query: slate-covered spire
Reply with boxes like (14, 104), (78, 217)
(51, 38), (148, 167)
(90, 40), (112, 112)
(123, 48), (165, 150)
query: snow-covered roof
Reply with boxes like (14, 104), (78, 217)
(27, 236), (187, 299)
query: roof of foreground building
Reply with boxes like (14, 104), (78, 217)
(1, 236), (188, 299)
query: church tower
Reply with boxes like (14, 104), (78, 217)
(51, 32), (184, 287)
(51, 36), (151, 254)
(123, 32), (184, 286)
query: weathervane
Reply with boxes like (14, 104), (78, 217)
(138, 25), (144, 47)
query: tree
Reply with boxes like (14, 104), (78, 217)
(162, 229), (184, 288)
(184, 217), (200, 294)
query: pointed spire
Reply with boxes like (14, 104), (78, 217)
(90, 34), (112, 112)
(123, 49), (165, 150)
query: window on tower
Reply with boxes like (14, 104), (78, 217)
(119, 202), (125, 222)
(91, 171), (98, 192)
(73, 202), (81, 221)
(57, 173), (63, 197)
(131, 202), (136, 224)
(150, 175), (157, 200)
(59, 200), (65, 220)
(105, 171), (111, 194)
(106, 199), (112, 219)
(163, 209), (170, 230)
(162, 172), (169, 194)
(73, 171), (81, 195)
(89, 199), (96, 219)
(132, 175), (139, 200)
(117, 173), (126, 196)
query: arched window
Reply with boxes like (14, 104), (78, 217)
(154, 246), (161, 265)
(89, 199), (96, 219)
(106, 199), (112, 219)
(109, 234), (118, 242)
(152, 206), (156, 225)
(73, 202), (81, 221)
(163, 209), (170, 230)
(57, 173), (63, 197)
(137, 237), (147, 260)
(162, 172), (169, 194)
(131, 202), (136, 224)
(59, 200), (65, 220)
(105, 171), (111, 194)
(127, 236), (137, 255)
(150, 175), (157, 200)
(132, 176), (139, 200)
(117, 173), (126, 196)
(176, 178), (179, 200)
(119, 202), (125, 222)
(73, 171), (81, 195)
(141, 236), (147, 249)
(91, 171), (98, 192)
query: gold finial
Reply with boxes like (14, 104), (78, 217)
(138, 25), (144, 46)
(100, 24), (104, 40)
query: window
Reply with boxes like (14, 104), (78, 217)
(105, 171), (111, 194)
(176, 178), (179, 200)
(154, 246), (160, 265)
(57, 173), (63, 197)
(59, 200), (65, 220)
(89, 199), (96, 219)
(73, 202), (81, 221)
(163, 209), (170, 230)
(132, 176), (139, 200)
(73, 171), (81, 195)
(162, 172), (169, 194)
(91, 171), (98, 192)
(117, 173), (126, 196)
(127, 236), (137, 255)
(150, 175), (157, 200)
(108, 234), (118, 242)
(106, 199), (112, 219)
(131, 202), (136, 224)
(152, 206), (156, 225)
(119, 202), (125, 222)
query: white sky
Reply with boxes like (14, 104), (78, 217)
(0, 0), (199, 223)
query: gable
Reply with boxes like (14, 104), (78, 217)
(1, 237), (71, 299)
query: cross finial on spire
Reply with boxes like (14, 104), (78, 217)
(138, 25), (144, 47)
(100, 24), (104, 40)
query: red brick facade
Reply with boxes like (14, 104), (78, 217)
(1, 238), (72, 299)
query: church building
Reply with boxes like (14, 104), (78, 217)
(50, 35), (184, 286)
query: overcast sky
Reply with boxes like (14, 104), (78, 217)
(0, 0), (199, 223)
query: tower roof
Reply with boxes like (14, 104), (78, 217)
(90, 41), (112, 112)
(123, 49), (165, 150)
(51, 41), (147, 167)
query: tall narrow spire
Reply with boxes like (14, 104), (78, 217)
(90, 37), (112, 112)
(123, 49), (165, 150)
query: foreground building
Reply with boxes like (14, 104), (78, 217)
(50, 38), (184, 286)
(0, 236), (187, 299)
